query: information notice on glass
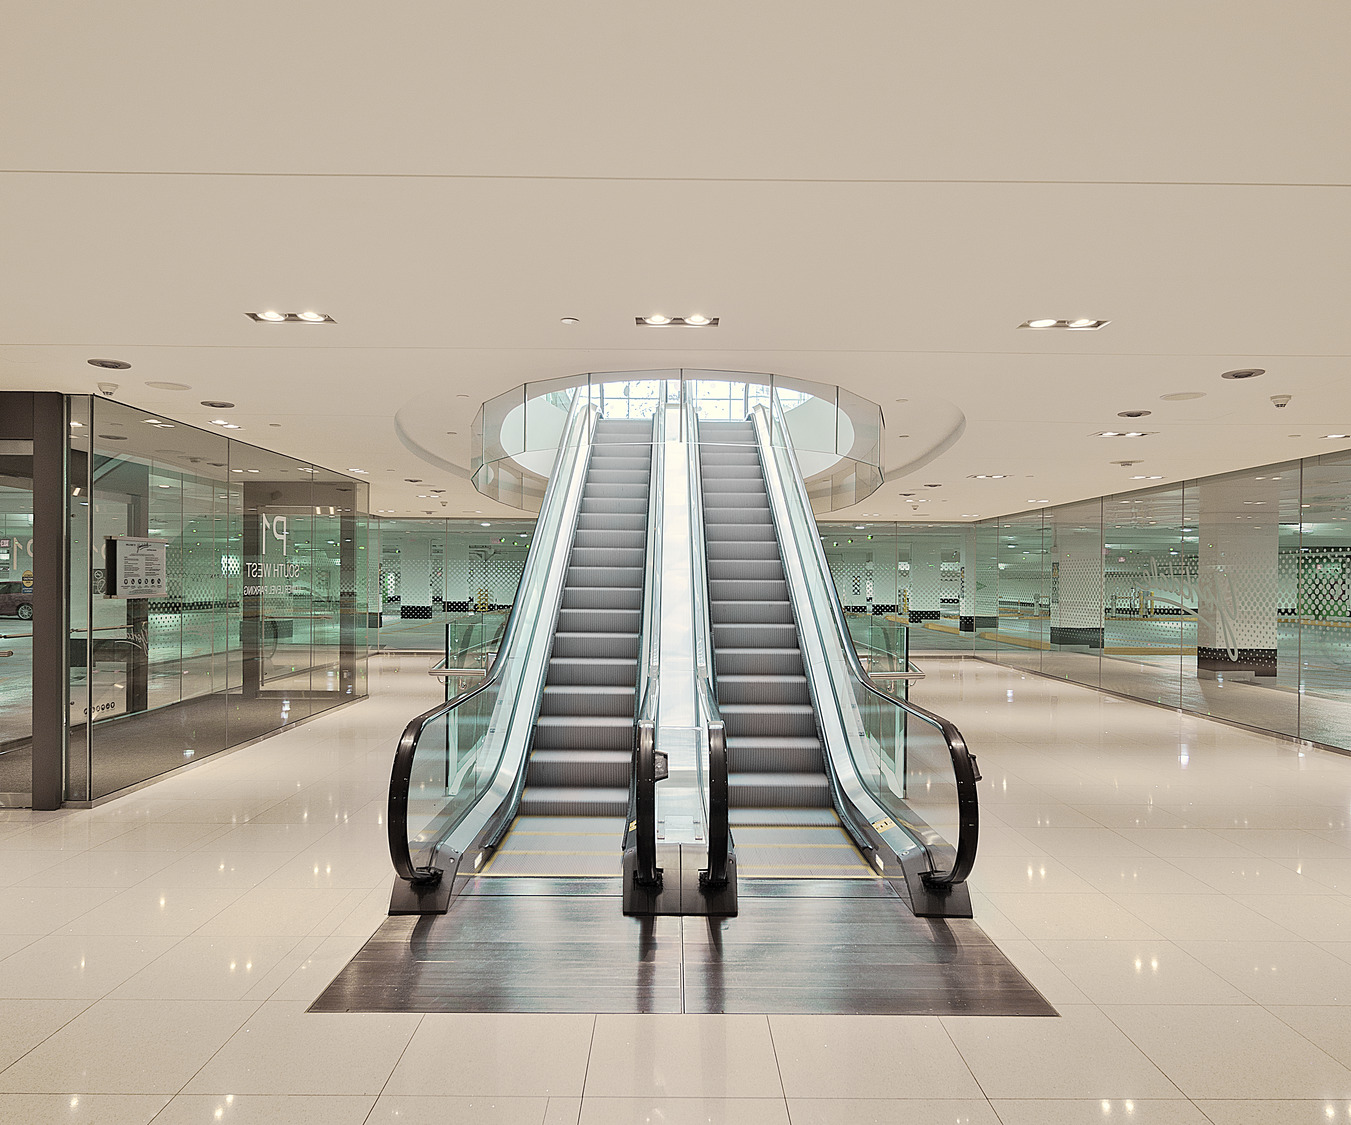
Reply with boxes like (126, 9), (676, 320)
(106, 537), (168, 599)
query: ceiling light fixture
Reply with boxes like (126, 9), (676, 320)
(1221, 368), (1265, 380)
(87, 358), (131, 370)
(1323, 434), (1350, 440)
(560, 317), (580, 325)
(1094, 431), (1154, 439)
(636, 315), (719, 328)
(1118, 410), (1152, 419)
(1019, 318), (1109, 331)
(201, 401), (234, 409)
(346, 468), (369, 474)
(246, 311), (335, 324)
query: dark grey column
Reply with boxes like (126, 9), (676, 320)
(31, 393), (68, 809)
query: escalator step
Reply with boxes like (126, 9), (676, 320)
(519, 787), (630, 817)
(539, 684), (635, 717)
(527, 749), (631, 787)
(729, 772), (832, 808)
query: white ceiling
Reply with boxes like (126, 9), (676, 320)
(3, 2), (1349, 521)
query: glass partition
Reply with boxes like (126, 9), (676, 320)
(0, 437), (35, 804)
(68, 397), (369, 801)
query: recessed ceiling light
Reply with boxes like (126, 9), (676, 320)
(636, 315), (719, 327)
(346, 468), (368, 474)
(1323, 434), (1350, 440)
(1028, 499), (1050, 503)
(247, 310), (334, 323)
(87, 358), (132, 370)
(1160, 391), (1206, 401)
(1019, 318), (1109, 330)
(1117, 410), (1152, 419)
(254, 310), (286, 322)
(405, 478), (422, 483)
(201, 401), (234, 409)
(295, 311), (326, 322)
(480, 522), (491, 527)
(145, 381), (191, 391)
(1221, 368), (1265, 380)
(560, 317), (580, 325)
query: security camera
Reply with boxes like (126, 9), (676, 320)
(97, 382), (119, 396)
(1271, 394), (1292, 409)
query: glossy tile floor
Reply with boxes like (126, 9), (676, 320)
(4, 654), (1351, 1121)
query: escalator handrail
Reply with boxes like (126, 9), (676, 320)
(687, 407), (731, 888)
(387, 393), (598, 886)
(751, 402), (979, 888)
(630, 405), (666, 887)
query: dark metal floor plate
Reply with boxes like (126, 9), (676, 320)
(313, 878), (1056, 1017)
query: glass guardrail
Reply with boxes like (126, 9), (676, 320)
(753, 403), (979, 891)
(389, 391), (598, 888)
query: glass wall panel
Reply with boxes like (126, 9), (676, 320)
(1099, 484), (1186, 708)
(1179, 464), (1301, 739)
(74, 399), (368, 800)
(1043, 499), (1104, 689)
(993, 512), (1046, 673)
(1297, 451), (1351, 748)
(0, 434), (35, 803)
(373, 518), (534, 652)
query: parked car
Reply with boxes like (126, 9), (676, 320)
(0, 580), (33, 619)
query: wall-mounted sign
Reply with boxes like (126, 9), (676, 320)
(106, 537), (168, 599)
(21, 570), (33, 590)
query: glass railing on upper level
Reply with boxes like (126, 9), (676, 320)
(752, 403), (979, 900)
(388, 391), (597, 894)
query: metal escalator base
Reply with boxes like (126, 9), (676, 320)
(476, 815), (627, 878)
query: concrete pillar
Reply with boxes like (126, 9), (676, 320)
(907, 540), (943, 623)
(398, 535), (432, 618)
(1051, 524), (1104, 647)
(959, 527), (998, 632)
(1196, 476), (1279, 677)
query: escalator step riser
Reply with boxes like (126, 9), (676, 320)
(728, 745), (824, 773)
(728, 777), (833, 808)
(551, 633), (641, 659)
(561, 588), (642, 611)
(722, 713), (818, 738)
(706, 543), (781, 561)
(556, 608), (641, 632)
(539, 687), (635, 717)
(716, 677), (812, 705)
(570, 547), (646, 568)
(709, 579), (789, 601)
(565, 566), (644, 588)
(527, 759), (631, 787)
(579, 501), (648, 515)
(712, 623), (799, 646)
(546, 657), (639, 686)
(705, 508), (773, 524)
(707, 560), (783, 580)
(572, 531), (646, 550)
(519, 790), (630, 817)
(716, 650), (805, 675)
(532, 719), (632, 751)
(710, 602), (796, 625)
(706, 525), (777, 543)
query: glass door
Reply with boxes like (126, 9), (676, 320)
(0, 463), (35, 804)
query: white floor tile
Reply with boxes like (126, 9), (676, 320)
(110, 935), (303, 1001)
(0, 999), (257, 1093)
(0, 998), (89, 1070)
(1032, 939), (1248, 1005)
(989, 1100), (1209, 1124)
(149, 1094), (376, 1124)
(384, 1014), (593, 1098)
(1196, 1099), (1351, 1124)
(60, 886), (243, 937)
(1103, 1004), (1351, 1099)
(183, 1001), (419, 1096)
(578, 1098), (790, 1125)
(0, 934), (178, 999)
(1178, 939), (1351, 1005)
(585, 1015), (782, 1099)
(941, 1005), (1180, 1099)
(980, 892), (1162, 940)
(0, 1094), (170, 1124)
(785, 1098), (998, 1124)
(769, 1015), (983, 1100)
(365, 1095), (550, 1124)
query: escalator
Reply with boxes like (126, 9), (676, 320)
(699, 422), (877, 879)
(486, 419), (652, 876)
(387, 387), (977, 921)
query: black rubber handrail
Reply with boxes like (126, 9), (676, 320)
(752, 402), (980, 889)
(387, 675), (497, 885)
(632, 718), (662, 887)
(699, 718), (730, 889)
